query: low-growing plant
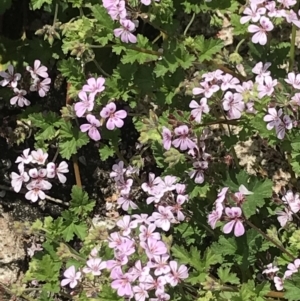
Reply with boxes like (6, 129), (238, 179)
(2, 0), (300, 300)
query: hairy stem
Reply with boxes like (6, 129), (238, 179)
(52, 3), (59, 27)
(245, 219), (296, 260)
(183, 13), (196, 36)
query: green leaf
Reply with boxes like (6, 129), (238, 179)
(30, 0), (52, 10)
(284, 272), (300, 300)
(28, 112), (60, 141)
(0, 0), (12, 14)
(99, 144), (115, 161)
(217, 267), (240, 285)
(98, 285), (123, 301)
(70, 185), (95, 217)
(57, 121), (89, 159)
(194, 36), (224, 62)
(121, 35), (158, 64)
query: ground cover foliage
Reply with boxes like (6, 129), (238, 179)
(2, 0), (300, 300)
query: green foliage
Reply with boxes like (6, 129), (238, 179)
(30, 0), (52, 10)
(193, 36), (224, 63)
(57, 120), (90, 159)
(224, 170), (273, 218)
(0, 0), (12, 14)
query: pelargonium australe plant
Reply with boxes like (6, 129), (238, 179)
(3, 0), (300, 300)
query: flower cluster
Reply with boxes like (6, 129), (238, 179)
(193, 64), (295, 140)
(207, 185), (254, 237)
(60, 164), (189, 299)
(240, 0), (300, 45)
(74, 77), (127, 141)
(102, 0), (159, 43)
(102, 0), (138, 43)
(262, 259), (300, 291)
(10, 148), (69, 202)
(110, 160), (189, 226)
(0, 60), (50, 107)
(61, 214), (188, 300)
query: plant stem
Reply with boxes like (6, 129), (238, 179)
(0, 184), (68, 206)
(245, 219), (296, 260)
(183, 13), (196, 36)
(52, 3), (59, 26)
(289, 0), (300, 71)
(93, 59), (110, 77)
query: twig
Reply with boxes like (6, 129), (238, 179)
(0, 184), (69, 206)
(245, 219), (296, 260)
(183, 13), (196, 36)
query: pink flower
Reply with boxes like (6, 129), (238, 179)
(202, 69), (224, 81)
(240, 3), (266, 24)
(15, 148), (32, 169)
(139, 224), (161, 242)
(266, 1), (283, 17)
(223, 207), (245, 237)
(11, 165), (29, 193)
(172, 125), (196, 151)
(221, 74), (240, 91)
(275, 115), (293, 139)
(117, 195), (138, 211)
(189, 98), (209, 123)
(74, 91), (94, 117)
(133, 284), (149, 301)
(61, 265), (81, 289)
(152, 206), (175, 231)
(100, 102), (127, 130)
(27, 168), (52, 190)
(116, 177), (133, 195)
(141, 173), (164, 194)
(274, 276), (284, 291)
(148, 254), (171, 276)
(278, 0), (296, 9)
(132, 213), (152, 225)
(25, 183), (46, 202)
(257, 76), (277, 98)
(128, 260), (150, 281)
(252, 62), (271, 82)
(285, 72), (300, 89)
(30, 78), (51, 97)
(117, 215), (138, 236)
(111, 270), (134, 298)
(83, 258), (106, 276)
(0, 64), (21, 88)
(162, 127), (172, 150)
(26, 60), (48, 79)
(284, 259), (300, 278)
(263, 108), (283, 130)
(114, 19), (137, 43)
(248, 16), (274, 45)
(82, 77), (105, 97)
(10, 88), (30, 107)
(283, 9), (300, 27)
(106, 0), (127, 20)
(31, 149), (48, 165)
(140, 238), (168, 258)
(208, 209), (222, 229)
(188, 160), (208, 184)
(165, 261), (188, 286)
(222, 92), (245, 119)
(80, 114), (101, 141)
(215, 187), (229, 204)
(110, 161), (126, 180)
(193, 81), (219, 98)
(46, 161), (69, 183)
